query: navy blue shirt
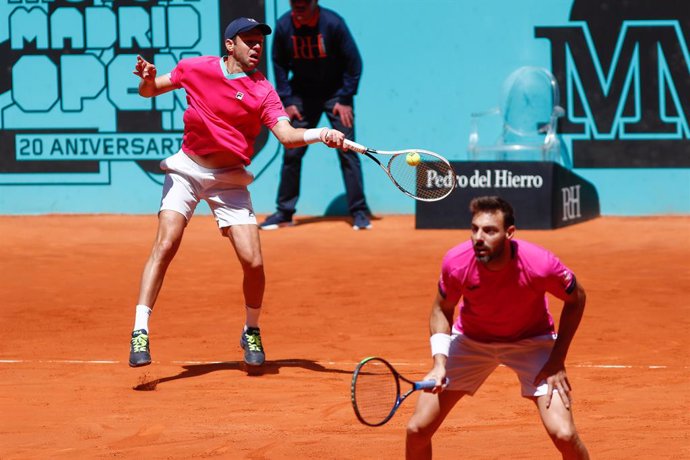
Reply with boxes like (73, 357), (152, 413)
(272, 7), (362, 106)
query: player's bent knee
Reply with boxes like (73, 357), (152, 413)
(548, 425), (579, 445)
(152, 238), (179, 261)
(240, 258), (264, 273)
(406, 417), (435, 441)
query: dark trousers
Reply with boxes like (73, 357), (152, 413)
(275, 96), (369, 217)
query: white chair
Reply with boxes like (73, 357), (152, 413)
(468, 66), (571, 167)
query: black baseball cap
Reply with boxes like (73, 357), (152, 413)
(224, 17), (272, 40)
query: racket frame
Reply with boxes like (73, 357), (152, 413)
(343, 140), (456, 202)
(350, 356), (436, 427)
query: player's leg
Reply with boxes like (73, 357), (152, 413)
(504, 336), (589, 459)
(323, 97), (369, 229)
(533, 396), (589, 459)
(205, 163), (266, 365)
(136, 210), (188, 308)
(223, 223), (266, 366)
(129, 211), (188, 367)
(223, 224), (265, 309)
(406, 390), (466, 460)
(129, 162), (197, 367)
(407, 333), (497, 459)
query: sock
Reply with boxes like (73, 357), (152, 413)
(133, 304), (152, 332)
(245, 305), (262, 329)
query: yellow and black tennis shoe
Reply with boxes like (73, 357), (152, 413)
(129, 329), (151, 367)
(240, 327), (265, 366)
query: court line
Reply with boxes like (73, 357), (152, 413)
(0, 359), (685, 369)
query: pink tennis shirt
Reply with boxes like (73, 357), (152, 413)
(169, 56), (289, 164)
(439, 239), (576, 343)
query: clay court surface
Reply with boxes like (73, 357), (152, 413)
(1, 214), (688, 459)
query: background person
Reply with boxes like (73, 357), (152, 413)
(406, 196), (589, 459)
(128, 17), (347, 369)
(260, 0), (371, 231)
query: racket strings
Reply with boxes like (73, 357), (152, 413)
(387, 153), (455, 200)
(353, 362), (399, 425)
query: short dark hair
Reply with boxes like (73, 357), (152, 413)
(469, 196), (515, 228)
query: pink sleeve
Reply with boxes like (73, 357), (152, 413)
(168, 60), (186, 89)
(261, 86), (289, 128)
(540, 252), (576, 300)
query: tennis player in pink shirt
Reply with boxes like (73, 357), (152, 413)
(127, 17), (347, 370)
(406, 196), (589, 459)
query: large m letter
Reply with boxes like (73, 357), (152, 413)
(536, 21), (690, 138)
(535, 21), (690, 168)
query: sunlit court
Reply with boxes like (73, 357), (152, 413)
(1, 215), (688, 458)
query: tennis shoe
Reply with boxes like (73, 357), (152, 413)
(129, 329), (151, 367)
(352, 211), (372, 230)
(259, 212), (293, 230)
(240, 327), (265, 366)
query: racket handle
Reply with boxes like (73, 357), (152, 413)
(413, 379), (438, 390)
(343, 139), (367, 153)
(413, 378), (449, 391)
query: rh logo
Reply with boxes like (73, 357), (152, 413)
(291, 34), (326, 59)
(561, 185), (582, 221)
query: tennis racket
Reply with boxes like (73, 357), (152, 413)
(350, 356), (438, 427)
(343, 139), (456, 202)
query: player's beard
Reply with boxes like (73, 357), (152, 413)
(474, 241), (505, 264)
(475, 253), (491, 264)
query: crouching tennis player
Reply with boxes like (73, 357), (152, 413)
(406, 196), (589, 459)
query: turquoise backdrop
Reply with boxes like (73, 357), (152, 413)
(1, 0), (688, 216)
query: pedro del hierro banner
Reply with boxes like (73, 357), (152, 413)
(416, 162), (600, 230)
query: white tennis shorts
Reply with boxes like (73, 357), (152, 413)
(159, 150), (257, 228)
(445, 327), (556, 397)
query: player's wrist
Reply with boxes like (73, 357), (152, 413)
(303, 127), (329, 144)
(430, 332), (451, 357)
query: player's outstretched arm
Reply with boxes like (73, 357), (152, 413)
(133, 55), (175, 98)
(271, 119), (346, 149)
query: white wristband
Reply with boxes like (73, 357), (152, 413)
(303, 127), (328, 144)
(430, 333), (451, 357)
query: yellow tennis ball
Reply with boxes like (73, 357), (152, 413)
(406, 151), (421, 166)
